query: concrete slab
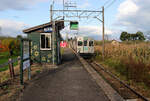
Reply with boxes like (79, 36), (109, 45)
(20, 48), (109, 101)
(72, 48), (125, 101)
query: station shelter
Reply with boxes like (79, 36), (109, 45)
(23, 21), (64, 64)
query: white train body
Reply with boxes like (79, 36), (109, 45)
(70, 36), (94, 56)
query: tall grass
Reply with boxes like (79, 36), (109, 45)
(95, 41), (150, 88)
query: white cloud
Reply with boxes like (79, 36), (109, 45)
(115, 0), (150, 33)
(0, 0), (50, 11)
(78, 0), (90, 9)
(79, 26), (113, 35)
(0, 0), (89, 11)
(0, 19), (29, 37)
(60, 25), (119, 40)
(117, 0), (139, 19)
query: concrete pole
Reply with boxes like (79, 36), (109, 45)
(52, 21), (55, 65)
(102, 6), (105, 60)
(50, 5), (55, 65)
(63, 0), (65, 19)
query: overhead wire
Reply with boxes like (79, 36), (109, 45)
(105, 0), (117, 10)
(59, 0), (117, 39)
(103, 0), (112, 7)
(94, 0), (118, 40)
(95, 0), (117, 11)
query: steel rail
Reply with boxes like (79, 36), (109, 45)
(93, 62), (149, 101)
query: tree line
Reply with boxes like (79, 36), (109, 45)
(0, 36), (21, 56)
(120, 31), (145, 41)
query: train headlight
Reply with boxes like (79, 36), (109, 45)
(78, 48), (81, 53)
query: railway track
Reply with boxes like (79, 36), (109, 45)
(85, 59), (149, 101)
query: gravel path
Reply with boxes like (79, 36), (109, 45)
(21, 48), (109, 101)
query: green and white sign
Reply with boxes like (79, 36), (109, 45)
(70, 21), (78, 30)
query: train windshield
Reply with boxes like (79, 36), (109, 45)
(84, 40), (87, 46)
(89, 41), (94, 46)
(78, 41), (83, 46)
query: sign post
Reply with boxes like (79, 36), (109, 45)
(20, 38), (31, 85)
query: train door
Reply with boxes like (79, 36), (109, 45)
(77, 37), (83, 53)
(83, 39), (88, 53)
(89, 40), (94, 53)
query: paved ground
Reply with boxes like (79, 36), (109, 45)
(21, 48), (109, 101)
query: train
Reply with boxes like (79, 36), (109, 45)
(70, 36), (94, 57)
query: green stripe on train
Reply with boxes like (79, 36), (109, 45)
(84, 37), (88, 40)
(84, 47), (88, 51)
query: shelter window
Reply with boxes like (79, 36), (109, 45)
(89, 41), (94, 46)
(40, 33), (51, 50)
(84, 40), (87, 46)
(78, 41), (83, 46)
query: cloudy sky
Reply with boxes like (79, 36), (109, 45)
(0, 0), (149, 40)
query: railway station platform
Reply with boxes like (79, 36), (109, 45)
(20, 48), (109, 101)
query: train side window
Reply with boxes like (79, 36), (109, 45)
(89, 41), (94, 46)
(78, 41), (83, 46)
(84, 40), (87, 46)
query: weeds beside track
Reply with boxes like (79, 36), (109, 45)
(85, 59), (149, 101)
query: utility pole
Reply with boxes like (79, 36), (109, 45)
(50, 5), (53, 22)
(66, 33), (68, 42)
(63, 0), (64, 19)
(52, 21), (55, 65)
(50, 5), (55, 65)
(102, 6), (105, 60)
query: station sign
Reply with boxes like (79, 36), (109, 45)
(70, 21), (78, 30)
(44, 27), (52, 32)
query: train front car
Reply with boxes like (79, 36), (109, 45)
(77, 36), (94, 58)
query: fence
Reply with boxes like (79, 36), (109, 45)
(0, 57), (20, 86)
